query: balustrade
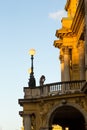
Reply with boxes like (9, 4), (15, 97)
(24, 80), (85, 98)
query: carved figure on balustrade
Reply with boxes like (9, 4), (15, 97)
(39, 75), (46, 86)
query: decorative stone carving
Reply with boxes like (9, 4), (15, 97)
(75, 98), (84, 108)
(61, 99), (67, 105)
(31, 114), (36, 130)
(39, 101), (54, 127)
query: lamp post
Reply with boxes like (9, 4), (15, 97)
(28, 48), (36, 87)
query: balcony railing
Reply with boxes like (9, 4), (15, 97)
(24, 80), (85, 99)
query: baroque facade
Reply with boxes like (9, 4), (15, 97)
(19, 0), (87, 130)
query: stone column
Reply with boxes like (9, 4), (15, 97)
(63, 46), (70, 81)
(59, 54), (64, 82)
(84, 0), (87, 81)
(59, 54), (65, 93)
(23, 114), (31, 130)
(78, 40), (85, 80)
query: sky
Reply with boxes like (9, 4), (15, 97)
(0, 0), (67, 130)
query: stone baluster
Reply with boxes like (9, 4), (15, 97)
(23, 114), (31, 130)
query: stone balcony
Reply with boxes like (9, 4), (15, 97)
(24, 80), (86, 99)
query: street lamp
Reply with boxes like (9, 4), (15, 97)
(28, 48), (36, 87)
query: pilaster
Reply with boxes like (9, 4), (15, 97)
(72, 46), (79, 80)
(78, 40), (85, 80)
(84, 0), (87, 81)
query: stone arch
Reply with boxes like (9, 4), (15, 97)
(46, 102), (87, 129)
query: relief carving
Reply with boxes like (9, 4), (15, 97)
(75, 98), (84, 108)
(39, 101), (53, 126)
(31, 114), (36, 130)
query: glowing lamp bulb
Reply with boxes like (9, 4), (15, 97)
(29, 49), (36, 56)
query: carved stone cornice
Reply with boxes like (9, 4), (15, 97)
(54, 39), (63, 48)
(56, 0), (85, 42)
(56, 27), (72, 39)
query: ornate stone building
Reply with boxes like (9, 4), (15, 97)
(19, 0), (87, 130)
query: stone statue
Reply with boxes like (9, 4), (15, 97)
(39, 75), (46, 86)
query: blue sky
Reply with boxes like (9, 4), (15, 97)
(0, 0), (67, 130)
